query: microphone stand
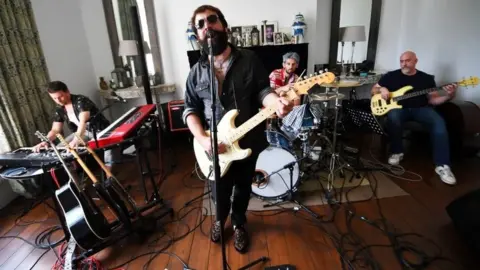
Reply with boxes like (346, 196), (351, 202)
(206, 33), (228, 270)
(88, 99), (121, 181)
(206, 31), (268, 270)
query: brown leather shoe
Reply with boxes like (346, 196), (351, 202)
(233, 225), (249, 253)
(211, 221), (221, 243)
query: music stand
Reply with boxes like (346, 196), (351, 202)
(343, 102), (385, 136)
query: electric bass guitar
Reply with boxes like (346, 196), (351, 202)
(371, 76), (479, 116)
(56, 134), (133, 232)
(193, 71), (336, 181)
(35, 131), (110, 250)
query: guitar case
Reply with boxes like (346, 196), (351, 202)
(436, 100), (480, 157)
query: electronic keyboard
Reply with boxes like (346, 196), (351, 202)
(87, 104), (156, 149)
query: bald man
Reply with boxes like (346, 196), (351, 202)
(371, 51), (458, 185)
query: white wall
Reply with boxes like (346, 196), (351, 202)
(154, 0), (332, 99)
(375, 0), (480, 103)
(32, 0), (101, 104)
(338, 0), (372, 64)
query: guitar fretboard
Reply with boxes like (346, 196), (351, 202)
(392, 85), (451, 102)
(226, 106), (277, 143)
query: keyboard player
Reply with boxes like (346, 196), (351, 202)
(33, 81), (119, 169)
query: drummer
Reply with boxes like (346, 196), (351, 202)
(268, 52), (301, 106)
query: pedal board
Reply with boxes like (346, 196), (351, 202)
(265, 264), (296, 270)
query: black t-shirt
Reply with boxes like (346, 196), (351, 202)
(378, 69), (436, 108)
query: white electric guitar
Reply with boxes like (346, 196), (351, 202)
(193, 71), (336, 181)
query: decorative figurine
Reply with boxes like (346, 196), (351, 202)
(292, 13), (307, 44)
(186, 21), (200, 50)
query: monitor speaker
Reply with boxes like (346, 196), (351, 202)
(446, 188), (480, 254)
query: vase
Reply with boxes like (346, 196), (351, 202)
(99, 77), (108, 90)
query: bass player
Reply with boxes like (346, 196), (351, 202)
(183, 5), (293, 253)
(371, 51), (457, 185)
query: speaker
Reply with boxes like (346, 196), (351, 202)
(167, 100), (189, 132)
(446, 188), (480, 254)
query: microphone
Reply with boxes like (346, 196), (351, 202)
(205, 28), (214, 38)
(110, 91), (127, 103)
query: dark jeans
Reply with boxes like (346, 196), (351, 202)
(210, 154), (257, 227)
(386, 107), (450, 166)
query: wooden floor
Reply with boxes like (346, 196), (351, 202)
(1, 133), (480, 270)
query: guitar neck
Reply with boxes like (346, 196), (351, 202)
(394, 85), (448, 101)
(228, 106), (277, 143)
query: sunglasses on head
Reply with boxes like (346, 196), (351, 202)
(196, 14), (219, 30)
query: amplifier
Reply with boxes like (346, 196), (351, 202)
(167, 100), (189, 132)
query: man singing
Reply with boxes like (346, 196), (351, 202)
(269, 52), (301, 106)
(33, 81), (117, 169)
(184, 5), (293, 253)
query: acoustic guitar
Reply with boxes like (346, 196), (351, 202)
(371, 76), (479, 116)
(35, 131), (110, 250)
(193, 71), (336, 181)
(56, 134), (133, 232)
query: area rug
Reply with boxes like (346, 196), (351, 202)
(201, 170), (409, 215)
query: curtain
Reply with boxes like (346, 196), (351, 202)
(0, 0), (55, 153)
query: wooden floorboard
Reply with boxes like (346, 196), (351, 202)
(0, 134), (479, 269)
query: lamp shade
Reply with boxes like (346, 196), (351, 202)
(118, 40), (151, 56)
(339, 26), (366, 42)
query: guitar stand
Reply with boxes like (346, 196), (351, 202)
(263, 162), (320, 219)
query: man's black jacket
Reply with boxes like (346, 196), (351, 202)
(183, 44), (273, 155)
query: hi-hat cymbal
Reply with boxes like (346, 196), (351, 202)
(310, 92), (345, 102)
(320, 81), (361, 88)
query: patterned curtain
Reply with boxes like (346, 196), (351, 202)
(0, 0), (55, 153)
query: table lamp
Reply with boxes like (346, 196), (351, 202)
(116, 40), (151, 87)
(339, 25), (366, 73)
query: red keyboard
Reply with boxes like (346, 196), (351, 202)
(88, 104), (156, 148)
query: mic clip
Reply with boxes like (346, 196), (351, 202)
(110, 91), (127, 103)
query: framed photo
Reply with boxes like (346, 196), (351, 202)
(261, 21), (278, 45)
(231, 26), (242, 41)
(274, 32), (284, 45)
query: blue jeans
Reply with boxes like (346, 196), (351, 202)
(386, 107), (450, 166)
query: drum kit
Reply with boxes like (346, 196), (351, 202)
(252, 80), (358, 212)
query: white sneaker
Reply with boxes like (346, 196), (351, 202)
(435, 165), (456, 185)
(388, 153), (404, 165)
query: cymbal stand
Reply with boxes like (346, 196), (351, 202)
(325, 87), (348, 198)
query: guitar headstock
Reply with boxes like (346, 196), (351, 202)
(458, 76), (479, 87)
(35, 131), (50, 144)
(293, 71), (336, 95)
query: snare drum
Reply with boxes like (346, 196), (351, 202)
(252, 146), (300, 200)
(265, 130), (292, 150)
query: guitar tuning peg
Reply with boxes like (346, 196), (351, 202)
(313, 72), (317, 76)
(319, 70), (323, 74)
(303, 76), (307, 80)
(309, 74), (313, 78)
(324, 68), (328, 72)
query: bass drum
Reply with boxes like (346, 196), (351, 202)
(252, 146), (300, 200)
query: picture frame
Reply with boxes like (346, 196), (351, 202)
(273, 32), (284, 45)
(261, 21), (278, 45)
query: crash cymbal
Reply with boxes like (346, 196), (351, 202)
(320, 80), (361, 88)
(310, 92), (345, 101)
